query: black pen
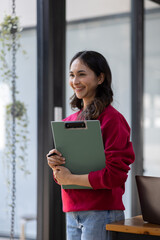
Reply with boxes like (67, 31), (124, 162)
(47, 153), (57, 157)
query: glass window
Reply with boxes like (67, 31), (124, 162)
(66, 4), (132, 216)
(0, 28), (37, 239)
(144, 2), (160, 176)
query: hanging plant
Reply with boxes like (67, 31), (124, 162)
(3, 100), (30, 209)
(0, 15), (26, 86)
(0, 15), (30, 204)
(5, 101), (30, 173)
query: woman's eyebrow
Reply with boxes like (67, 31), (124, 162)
(69, 70), (86, 73)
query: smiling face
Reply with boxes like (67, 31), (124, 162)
(69, 58), (104, 109)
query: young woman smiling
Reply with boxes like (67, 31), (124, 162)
(47, 51), (135, 240)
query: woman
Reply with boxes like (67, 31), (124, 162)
(47, 50), (135, 240)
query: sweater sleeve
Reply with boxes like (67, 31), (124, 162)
(88, 115), (135, 190)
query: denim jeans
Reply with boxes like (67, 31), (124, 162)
(66, 210), (124, 240)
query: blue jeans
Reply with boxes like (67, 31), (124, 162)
(66, 210), (124, 240)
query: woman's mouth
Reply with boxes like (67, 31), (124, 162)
(74, 87), (84, 92)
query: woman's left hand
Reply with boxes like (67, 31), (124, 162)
(53, 166), (72, 185)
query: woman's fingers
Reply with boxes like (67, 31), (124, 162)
(46, 149), (65, 168)
(47, 149), (62, 157)
(48, 156), (65, 165)
(53, 166), (71, 185)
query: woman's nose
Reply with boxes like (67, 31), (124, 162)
(73, 76), (80, 85)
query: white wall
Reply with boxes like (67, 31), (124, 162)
(66, 0), (130, 21)
(0, 0), (36, 27)
(66, 0), (159, 21)
(0, 0), (158, 27)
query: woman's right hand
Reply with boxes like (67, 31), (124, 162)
(46, 149), (65, 169)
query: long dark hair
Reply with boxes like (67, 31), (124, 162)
(69, 51), (113, 119)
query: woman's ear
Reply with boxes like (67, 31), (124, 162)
(98, 73), (105, 85)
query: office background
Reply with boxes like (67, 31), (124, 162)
(0, 0), (160, 239)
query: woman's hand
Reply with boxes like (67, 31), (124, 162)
(46, 149), (65, 169)
(47, 150), (92, 188)
(53, 166), (72, 185)
(53, 166), (92, 188)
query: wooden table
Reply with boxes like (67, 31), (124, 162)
(106, 215), (160, 240)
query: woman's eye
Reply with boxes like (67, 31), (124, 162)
(69, 74), (74, 78)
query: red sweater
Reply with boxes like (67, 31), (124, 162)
(61, 105), (135, 212)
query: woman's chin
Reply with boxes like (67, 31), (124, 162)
(75, 93), (83, 99)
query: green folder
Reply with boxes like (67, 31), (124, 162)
(51, 120), (106, 189)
